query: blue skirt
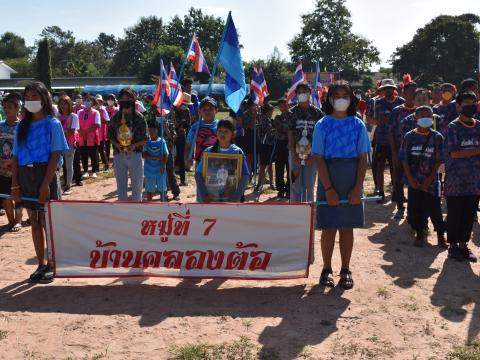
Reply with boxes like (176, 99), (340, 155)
(316, 158), (364, 229)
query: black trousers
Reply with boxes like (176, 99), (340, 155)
(372, 143), (393, 192)
(447, 195), (479, 244)
(73, 147), (82, 183)
(174, 136), (186, 183)
(275, 141), (290, 193)
(166, 151), (180, 197)
(407, 187), (445, 234)
(98, 140), (109, 168)
(80, 145), (99, 173)
(393, 162), (405, 209)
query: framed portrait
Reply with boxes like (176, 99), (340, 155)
(202, 152), (243, 201)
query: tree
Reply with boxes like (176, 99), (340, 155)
(288, 0), (379, 73)
(4, 58), (34, 78)
(391, 14), (480, 85)
(36, 38), (52, 90)
(39, 26), (76, 76)
(110, 16), (166, 76)
(96, 33), (118, 59)
(138, 45), (185, 82)
(0, 32), (29, 59)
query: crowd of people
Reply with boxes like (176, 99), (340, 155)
(0, 74), (479, 288)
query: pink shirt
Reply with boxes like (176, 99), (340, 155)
(73, 104), (85, 114)
(58, 113), (79, 146)
(77, 108), (101, 146)
(95, 106), (110, 141)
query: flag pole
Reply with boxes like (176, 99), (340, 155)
(159, 58), (165, 203)
(312, 60), (319, 105)
(177, 32), (195, 84)
(188, 12), (230, 161)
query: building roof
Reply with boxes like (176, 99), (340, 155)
(0, 61), (17, 74)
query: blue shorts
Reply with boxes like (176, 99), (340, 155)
(144, 174), (166, 193)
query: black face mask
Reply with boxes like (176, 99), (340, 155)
(119, 100), (134, 109)
(461, 104), (477, 117)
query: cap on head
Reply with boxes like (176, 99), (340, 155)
(200, 96), (217, 109)
(295, 81), (312, 93)
(379, 79), (397, 90)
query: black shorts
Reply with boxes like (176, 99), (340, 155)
(373, 144), (392, 163)
(0, 175), (12, 196)
(18, 163), (61, 210)
(259, 143), (274, 165)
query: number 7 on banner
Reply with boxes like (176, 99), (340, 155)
(203, 218), (217, 236)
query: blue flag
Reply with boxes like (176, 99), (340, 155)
(218, 12), (246, 113)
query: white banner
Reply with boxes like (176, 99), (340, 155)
(46, 201), (313, 280)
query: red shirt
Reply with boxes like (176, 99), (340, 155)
(356, 99), (367, 117)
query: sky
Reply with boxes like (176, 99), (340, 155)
(0, 0), (478, 70)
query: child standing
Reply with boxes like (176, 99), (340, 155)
(399, 106), (446, 247)
(0, 94), (23, 231)
(195, 119), (249, 202)
(77, 94), (101, 179)
(11, 81), (68, 283)
(445, 91), (480, 262)
(143, 120), (168, 201)
(312, 80), (371, 289)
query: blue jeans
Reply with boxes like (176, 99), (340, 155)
(113, 152), (144, 201)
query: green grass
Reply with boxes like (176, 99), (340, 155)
(168, 336), (278, 360)
(0, 330), (8, 340)
(449, 338), (480, 360)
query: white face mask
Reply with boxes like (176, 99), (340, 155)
(24, 100), (43, 113)
(107, 100), (114, 107)
(75, 99), (82, 105)
(333, 98), (350, 112)
(417, 117), (433, 128)
(297, 93), (309, 103)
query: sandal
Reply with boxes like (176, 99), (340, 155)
(320, 268), (335, 287)
(338, 269), (354, 290)
(29, 264), (48, 282)
(9, 223), (22, 232)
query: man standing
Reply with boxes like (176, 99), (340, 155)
(287, 82), (324, 202)
(366, 79), (405, 202)
(273, 98), (290, 198)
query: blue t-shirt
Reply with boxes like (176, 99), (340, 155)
(195, 144), (250, 176)
(366, 96), (405, 145)
(433, 103), (456, 136)
(398, 129), (444, 196)
(311, 115), (371, 159)
(143, 138), (169, 177)
(186, 119), (219, 161)
(13, 115), (68, 166)
(389, 104), (416, 151)
(445, 119), (480, 196)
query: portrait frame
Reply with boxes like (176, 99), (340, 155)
(201, 152), (243, 201)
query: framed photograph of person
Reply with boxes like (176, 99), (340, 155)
(202, 152), (243, 201)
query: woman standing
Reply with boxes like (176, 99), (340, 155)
(94, 95), (110, 171)
(312, 80), (371, 289)
(105, 94), (119, 163)
(77, 94), (101, 179)
(107, 87), (149, 201)
(57, 95), (80, 194)
(11, 81), (68, 283)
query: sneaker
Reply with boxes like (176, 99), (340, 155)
(277, 191), (285, 199)
(103, 165), (109, 171)
(376, 191), (385, 204)
(459, 246), (477, 263)
(91, 173), (97, 178)
(448, 245), (461, 259)
(63, 188), (72, 195)
(39, 264), (54, 284)
(29, 264), (48, 282)
(82, 172), (89, 179)
(414, 233), (424, 247)
(75, 181), (83, 187)
(394, 208), (405, 219)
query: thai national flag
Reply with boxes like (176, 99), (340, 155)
(311, 61), (323, 108)
(169, 63), (184, 108)
(187, 33), (210, 74)
(152, 60), (171, 116)
(250, 66), (269, 106)
(286, 63), (306, 104)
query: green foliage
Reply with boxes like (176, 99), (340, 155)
(288, 0), (379, 73)
(36, 38), (52, 90)
(4, 57), (34, 77)
(391, 14), (480, 85)
(448, 337), (480, 360)
(138, 45), (185, 82)
(0, 32), (29, 59)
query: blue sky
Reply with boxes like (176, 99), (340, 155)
(0, 0), (478, 69)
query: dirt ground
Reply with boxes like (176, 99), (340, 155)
(0, 169), (479, 360)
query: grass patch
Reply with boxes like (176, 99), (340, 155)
(169, 336), (277, 360)
(0, 330), (8, 340)
(376, 287), (390, 299)
(400, 302), (418, 311)
(448, 337), (480, 360)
